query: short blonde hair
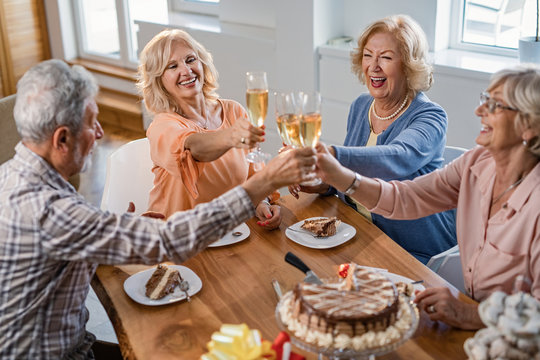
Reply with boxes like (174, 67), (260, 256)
(488, 64), (540, 157)
(351, 14), (432, 97)
(137, 29), (219, 115)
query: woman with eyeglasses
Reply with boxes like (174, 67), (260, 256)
(314, 64), (540, 330)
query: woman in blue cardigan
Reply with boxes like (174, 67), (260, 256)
(291, 15), (456, 264)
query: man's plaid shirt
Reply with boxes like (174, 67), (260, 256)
(0, 143), (254, 359)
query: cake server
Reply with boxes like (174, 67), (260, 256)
(285, 252), (323, 285)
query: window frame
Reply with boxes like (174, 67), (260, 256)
(449, 0), (519, 58)
(73, 0), (138, 69)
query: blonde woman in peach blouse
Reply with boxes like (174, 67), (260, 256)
(315, 64), (540, 330)
(137, 29), (280, 229)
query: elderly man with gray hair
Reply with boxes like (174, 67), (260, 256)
(0, 59), (316, 359)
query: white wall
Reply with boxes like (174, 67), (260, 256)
(45, 0), (509, 151)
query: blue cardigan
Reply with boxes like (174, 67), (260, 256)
(332, 92), (457, 264)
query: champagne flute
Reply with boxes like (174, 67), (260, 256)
(245, 71), (270, 164)
(275, 91), (302, 148)
(299, 91), (322, 186)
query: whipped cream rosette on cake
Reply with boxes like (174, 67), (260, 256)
(277, 263), (418, 353)
(464, 291), (540, 360)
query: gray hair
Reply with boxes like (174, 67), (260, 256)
(14, 59), (98, 143)
(488, 64), (540, 157)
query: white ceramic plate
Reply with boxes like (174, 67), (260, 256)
(123, 265), (202, 306)
(285, 217), (356, 249)
(208, 223), (250, 247)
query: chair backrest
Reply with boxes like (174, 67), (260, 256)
(437, 252), (466, 293)
(426, 244), (459, 273)
(100, 138), (154, 215)
(443, 145), (468, 166)
(0, 94), (19, 165)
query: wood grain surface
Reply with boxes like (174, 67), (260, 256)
(92, 193), (476, 359)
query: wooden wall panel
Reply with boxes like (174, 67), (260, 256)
(0, 0), (50, 96)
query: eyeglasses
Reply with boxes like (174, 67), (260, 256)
(479, 92), (518, 114)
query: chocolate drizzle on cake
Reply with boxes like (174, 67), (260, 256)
(145, 264), (182, 300)
(290, 266), (398, 339)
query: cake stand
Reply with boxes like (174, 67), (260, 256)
(275, 296), (419, 360)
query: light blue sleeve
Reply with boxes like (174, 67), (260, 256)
(334, 94), (447, 181)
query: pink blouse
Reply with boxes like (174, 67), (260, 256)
(370, 146), (540, 301)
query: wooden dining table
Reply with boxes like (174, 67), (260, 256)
(92, 193), (476, 359)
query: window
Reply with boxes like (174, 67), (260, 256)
(74, 0), (169, 68)
(453, 0), (538, 56)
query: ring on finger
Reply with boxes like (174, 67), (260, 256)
(241, 137), (246, 144)
(427, 305), (436, 313)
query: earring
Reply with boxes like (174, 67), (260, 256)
(523, 139), (528, 146)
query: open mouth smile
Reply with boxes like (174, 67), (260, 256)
(179, 77), (196, 86)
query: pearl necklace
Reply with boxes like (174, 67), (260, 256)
(372, 94), (409, 121)
(492, 177), (524, 205)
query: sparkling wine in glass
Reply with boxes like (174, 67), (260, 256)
(275, 91), (302, 148)
(299, 91), (322, 186)
(245, 71), (270, 164)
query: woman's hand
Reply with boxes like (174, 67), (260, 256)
(315, 142), (355, 191)
(126, 202), (165, 219)
(255, 202), (281, 230)
(242, 147), (317, 204)
(288, 183), (330, 199)
(229, 117), (265, 149)
(414, 287), (483, 330)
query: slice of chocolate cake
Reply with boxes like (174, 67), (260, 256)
(301, 217), (341, 237)
(145, 264), (182, 300)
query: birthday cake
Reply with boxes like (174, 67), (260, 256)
(278, 264), (415, 351)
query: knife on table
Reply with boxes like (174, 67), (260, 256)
(285, 252), (323, 285)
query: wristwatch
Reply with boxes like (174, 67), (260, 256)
(344, 172), (362, 196)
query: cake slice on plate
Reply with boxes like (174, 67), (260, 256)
(145, 264), (182, 300)
(301, 217), (341, 237)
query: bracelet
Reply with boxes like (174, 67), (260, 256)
(344, 172), (362, 196)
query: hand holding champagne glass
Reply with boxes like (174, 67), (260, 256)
(245, 71), (270, 164)
(275, 91), (302, 148)
(299, 91), (322, 185)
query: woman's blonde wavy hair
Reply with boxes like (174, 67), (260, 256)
(351, 14), (433, 97)
(137, 29), (219, 115)
(488, 64), (540, 157)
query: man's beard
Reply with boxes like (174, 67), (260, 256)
(77, 142), (97, 174)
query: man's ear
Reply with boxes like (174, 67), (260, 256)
(52, 126), (72, 153)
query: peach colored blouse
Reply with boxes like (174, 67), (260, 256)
(146, 99), (253, 218)
(371, 146), (540, 301)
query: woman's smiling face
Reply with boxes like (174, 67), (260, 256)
(475, 84), (521, 153)
(362, 31), (407, 102)
(161, 41), (205, 103)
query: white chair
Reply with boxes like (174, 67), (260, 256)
(443, 145), (468, 166)
(426, 245), (459, 273)
(100, 138), (154, 215)
(436, 252), (466, 294)
(427, 245), (466, 293)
